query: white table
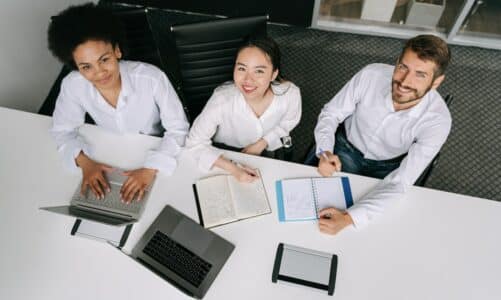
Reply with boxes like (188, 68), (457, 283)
(1, 107), (500, 300)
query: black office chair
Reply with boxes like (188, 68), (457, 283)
(166, 15), (268, 122)
(38, 7), (165, 120)
(303, 94), (454, 186)
(38, 64), (72, 118)
(414, 94), (454, 186)
(113, 8), (166, 70)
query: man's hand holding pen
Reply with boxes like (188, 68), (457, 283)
(318, 148), (342, 177)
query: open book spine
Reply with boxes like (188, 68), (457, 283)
(192, 184), (205, 227)
(311, 178), (321, 219)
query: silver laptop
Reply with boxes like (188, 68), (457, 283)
(41, 168), (150, 226)
(113, 205), (234, 299)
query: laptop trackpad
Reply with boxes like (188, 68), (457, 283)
(171, 218), (213, 254)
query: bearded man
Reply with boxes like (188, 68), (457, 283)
(307, 35), (452, 235)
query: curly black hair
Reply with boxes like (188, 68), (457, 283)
(47, 3), (125, 68)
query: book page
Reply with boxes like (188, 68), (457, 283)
(280, 179), (316, 220)
(228, 170), (271, 219)
(195, 175), (237, 227)
(313, 177), (348, 213)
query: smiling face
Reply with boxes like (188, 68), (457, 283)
(233, 46), (279, 102)
(392, 49), (444, 108)
(72, 40), (122, 91)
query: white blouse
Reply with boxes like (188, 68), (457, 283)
(50, 60), (189, 175)
(185, 82), (302, 171)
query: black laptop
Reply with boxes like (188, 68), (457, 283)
(117, 205), (234, 299)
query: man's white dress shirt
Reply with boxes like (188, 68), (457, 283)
(51, 60), (189, 175)
(314, 63), (451, 228)
(186, 82), (301, 171)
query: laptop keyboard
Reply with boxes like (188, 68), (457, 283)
(74, 189), (142, 214)
(143, 230), (212, 287)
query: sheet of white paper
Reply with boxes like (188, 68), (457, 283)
(280, 247), (332, 285)
(229, 170), (270, 219)
(280, 179), (316, 220)
(313, 177), (347, 212)
(75, 219), (127, 246)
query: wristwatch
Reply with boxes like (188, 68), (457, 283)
(280, 136), (292, 148)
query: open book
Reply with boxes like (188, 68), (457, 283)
(193, 171), (271, 228)
(275, 177), (353, 222)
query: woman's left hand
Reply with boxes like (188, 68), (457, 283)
(120, 168), (157, 203)
(242, 138), (268, 156)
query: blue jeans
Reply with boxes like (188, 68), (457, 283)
(305, 126), (405, 179)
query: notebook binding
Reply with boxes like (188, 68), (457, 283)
(311, 178), (320, 218)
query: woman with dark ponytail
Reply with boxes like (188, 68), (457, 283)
(185, 36), (302, 182)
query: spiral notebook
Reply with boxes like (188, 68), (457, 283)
(275, 177), (353, 222)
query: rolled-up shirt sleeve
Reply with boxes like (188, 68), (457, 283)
(184, 93), (225, 172)
(314, 68), (364, 155)
(50, 79), (91, 173)
(347, 116), (451, 228)
(263, 85), (302, 150)
(144, 72), (189, 175)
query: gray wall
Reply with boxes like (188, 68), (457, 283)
(0, 0), (95, 112)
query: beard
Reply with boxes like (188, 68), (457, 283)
(391, 80), (432, 104)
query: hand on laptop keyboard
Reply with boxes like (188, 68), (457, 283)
(120, 167), (157, 203)
(76, 152), (113, 200)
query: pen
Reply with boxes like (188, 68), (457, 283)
(319, 147), (340, 172)
(234, 161), (259, 178)
(318, 147), (329, 160)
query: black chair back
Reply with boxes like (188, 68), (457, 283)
(414, 94), (454, 186)
(116, 8), (164, 69)
(168, 15), (267, 122)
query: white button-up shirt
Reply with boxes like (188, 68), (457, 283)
(185, 82), (302, 171)
(314, 63), (451, 228)
(51, 60), (189, 175)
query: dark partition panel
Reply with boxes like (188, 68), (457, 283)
(102, 0), (315, 27)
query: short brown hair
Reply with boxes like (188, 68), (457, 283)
(399, 35), (451, 78)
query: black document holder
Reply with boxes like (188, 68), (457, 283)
(272, 243), (338, 296)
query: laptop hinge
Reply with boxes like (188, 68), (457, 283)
(74, 204), (134, 219)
